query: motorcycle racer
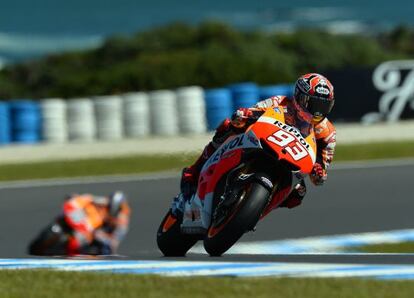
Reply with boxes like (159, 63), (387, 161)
(63, 191), (130, 255)
(175, 73), (336, 215)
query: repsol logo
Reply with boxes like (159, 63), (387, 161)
(247, 132), (259, 146)
(274, 120), (310, 149)
(207, 135), (245, 166)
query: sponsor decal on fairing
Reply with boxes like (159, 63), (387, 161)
(202, 132), (261, 170)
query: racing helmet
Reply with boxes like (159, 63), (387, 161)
(294, 73), (335, 122)
(108, 191), (127, 217)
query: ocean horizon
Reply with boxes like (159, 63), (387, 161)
(0, 0), (413, 64)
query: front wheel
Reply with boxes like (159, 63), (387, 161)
(28, 222), (68, 256)
(156, 210), (199, 257)
(203, 182), (270, 256)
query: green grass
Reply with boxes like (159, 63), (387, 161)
(0, 140), (414, 182)
(1, 270), (414, 298)
(0, 154), (199, 182)
(349, 242), (414, 253)
(335, 141), (414, 161)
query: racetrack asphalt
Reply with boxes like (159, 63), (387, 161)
(1, 161), (414, 264)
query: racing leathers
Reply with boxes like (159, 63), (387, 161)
(180, 95), (336, 209)
(63, 194), (130, 255)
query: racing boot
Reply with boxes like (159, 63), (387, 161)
(180, 118), (235, 199)
(179, 119), (236, 233)
(171, 193), (186, 217)
(171, 143), (216, 217)
(280, 180), (307, 209)
(180, 144), (215, 196)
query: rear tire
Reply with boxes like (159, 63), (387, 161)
(203, 182), (270, 256)
(156, 210), (199, 257)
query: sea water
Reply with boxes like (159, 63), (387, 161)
(0, 0), (413, 63)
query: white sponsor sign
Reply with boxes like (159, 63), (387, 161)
(364, 60), (414, 123)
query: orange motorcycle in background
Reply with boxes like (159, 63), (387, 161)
(28, 194), (128, 256)
(157, 107), (317, 256)
(28, 213), (106, 256)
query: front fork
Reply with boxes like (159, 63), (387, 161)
(180, 154), (302, 235)
(181, 168), (277, 236)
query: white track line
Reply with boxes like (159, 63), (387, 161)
(2, 258), (414, 279)
(190, 228), (414, 255)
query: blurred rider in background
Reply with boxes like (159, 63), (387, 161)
(173, 73), (336, 214)
(63, 191), (130, 255)
(29, 191), (130, 256)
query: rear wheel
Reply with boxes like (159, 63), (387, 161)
(203, 182), (270, 256)
(156, 210), (199, 256)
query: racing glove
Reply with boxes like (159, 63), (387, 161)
(310, 163), (327, 185)
(231, 108), (253, 128)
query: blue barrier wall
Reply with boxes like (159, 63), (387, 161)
(259, 84), (295, 100)
(205, 88), (232, 130)
(10, 100), (41, 143)
(0, 82), (295, 145)
(229, 82), (259, 110)
(0, 102), (11, 145)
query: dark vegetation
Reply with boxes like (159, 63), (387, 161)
(0, 22), (412, 99)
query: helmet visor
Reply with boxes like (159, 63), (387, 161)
(306, 96), (334, 117)
(109, 191), (126, 217)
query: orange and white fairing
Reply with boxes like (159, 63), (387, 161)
(63, 195), (106, 240)
(249, 107), (317, 174)
(186, 108), (316, 231)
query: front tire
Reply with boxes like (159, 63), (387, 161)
(156, 210), (199, 257)
(203, 182), (270, 256)
(28, 223), (68, 256)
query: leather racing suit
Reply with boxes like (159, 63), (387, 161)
(181, 95), (336, 209)
(63, 194), (131, 255)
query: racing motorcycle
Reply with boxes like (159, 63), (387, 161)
(157, 107), (317, 256)
(28, 216), (111, 256)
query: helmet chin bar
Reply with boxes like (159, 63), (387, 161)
(294, 88), (334, 124)
(312, 115), (324, 122)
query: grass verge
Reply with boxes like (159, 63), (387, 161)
(348, 242), (414, 253)
(0, 140), (414, 182)
(1, 270), (414, 298)
(335, 140), (414, 161)
(0, 154), (199, 182)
